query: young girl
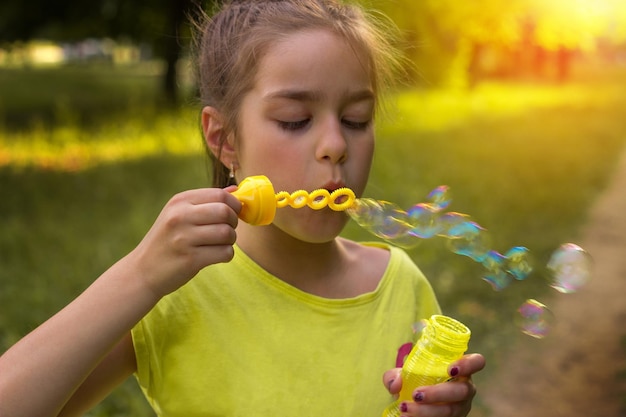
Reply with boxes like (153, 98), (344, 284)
(0, 1), (485, 416)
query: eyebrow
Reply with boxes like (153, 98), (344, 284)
(264, 88), (375, 104)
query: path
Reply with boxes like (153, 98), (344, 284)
(479, 147), (626, 416)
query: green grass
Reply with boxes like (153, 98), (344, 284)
(1, 63), (626, 416)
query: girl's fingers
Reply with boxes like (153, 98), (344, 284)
(411, 378), (476, 405)
(177, 187), (242, 211)
(448, 353), (486, 378)
(382, 368), (402, 394)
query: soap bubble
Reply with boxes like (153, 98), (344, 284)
(427, 185), (451, 211)
(344, 185), (591, 338)
(505, 246), (534, 281)
(547, 243), (592, 294)
(515, 299), (554, 339)
(481, 250), (512, 291)
(412, 319), (428, 335)
(438, 212), (471, 237)
(407, 203), (442, 239)
(446, 221), (490, 262)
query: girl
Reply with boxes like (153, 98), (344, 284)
(0, 1), (485, 416)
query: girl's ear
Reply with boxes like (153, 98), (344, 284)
(202, 106), (236, 167)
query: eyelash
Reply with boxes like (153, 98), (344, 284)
(277, 118), (371, 131)
(278, 119), (310, 131)
(342, 119), (371, 130)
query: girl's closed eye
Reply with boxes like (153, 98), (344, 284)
(342, 118), (371, 130)
(278, 119), (310, 131)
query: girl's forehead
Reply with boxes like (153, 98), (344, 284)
(254, 29), (374, 93)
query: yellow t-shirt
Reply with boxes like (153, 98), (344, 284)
(132, 243), (440, 417)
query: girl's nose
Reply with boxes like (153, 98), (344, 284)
(316, 119), (347, 164)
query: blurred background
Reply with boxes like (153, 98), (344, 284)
(1, 0), (626, 415)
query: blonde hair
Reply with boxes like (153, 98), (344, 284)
(193, 0), (402, 187)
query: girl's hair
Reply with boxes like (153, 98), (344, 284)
(192, 0), (402, 187)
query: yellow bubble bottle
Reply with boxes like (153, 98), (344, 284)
(382, 315), (471, 417)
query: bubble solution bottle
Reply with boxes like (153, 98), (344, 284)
(382, 314), (471, 417)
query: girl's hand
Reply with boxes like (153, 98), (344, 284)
(382, 353), (486, 417)
(128, 187), (241, 298)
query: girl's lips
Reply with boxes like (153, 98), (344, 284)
(322, 181), (346, 192)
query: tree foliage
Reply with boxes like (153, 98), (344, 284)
(0, 0), (214, 103)
(3, 0), (626, 95)
(367, 0), (626, 88)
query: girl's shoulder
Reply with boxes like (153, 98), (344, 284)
(338, 238), (392, 294)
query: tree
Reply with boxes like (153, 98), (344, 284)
(368, 0), (626, 88)
(0, 0), (214, 104)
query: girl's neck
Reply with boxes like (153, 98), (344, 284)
(237, 223), (345, 274)
(235, 222), (388, 299)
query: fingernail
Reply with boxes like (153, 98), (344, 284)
(400, 402), (408, 412)
(449, 366), (460, 377)
(413, 391), (424, 402)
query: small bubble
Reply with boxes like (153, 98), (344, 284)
(412, 319), (428, 335)
(407, 203), (442, 238)
(481, 250), (512, 291)
(547, 243), (592, 294)
(505, 246), (533, 281)
(438, 212), (471, 237)
(427, 185), (451, 211)
(515, 299), (554, 338)
(446, 221), (490, 262)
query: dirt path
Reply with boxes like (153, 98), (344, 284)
(479, 147), (626, 416)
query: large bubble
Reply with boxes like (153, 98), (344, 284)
(547, 243), (593, 294)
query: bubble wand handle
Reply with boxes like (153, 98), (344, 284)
(230, 175), (356, 226)
(382, 315), (471, 417)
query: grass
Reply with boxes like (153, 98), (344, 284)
(1, 62), (626, 416)
(0, 62), (176, 130)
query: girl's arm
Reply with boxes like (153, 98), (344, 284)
(0, 188), (241, 417)
(58, 333), (136, 417)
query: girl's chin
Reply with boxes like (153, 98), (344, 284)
(274, 212), (349, 242)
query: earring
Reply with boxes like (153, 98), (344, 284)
(229, 163), (236, 179)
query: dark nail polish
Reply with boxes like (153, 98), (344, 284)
(400, 402), (408, 412)
(413, 391), (424, 402)
(450, 366), (460, 377)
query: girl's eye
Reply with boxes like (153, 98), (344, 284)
(278, 119), (310, 131)
(342, 119), (371, 130)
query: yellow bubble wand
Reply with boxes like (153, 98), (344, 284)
(230, 175), (356, 226)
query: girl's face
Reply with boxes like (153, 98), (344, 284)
(235, 29), (376, 242)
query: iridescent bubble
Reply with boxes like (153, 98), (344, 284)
(446, 221), (490, 262)
(438, 212), (471, 237)
(373, 201), (412, 240)
(344, 185), (591, 338)
(427, 185), (451, 211)
(412, 319), (428, 335)
(346, 198), (382, 226)
(347, 199), (419, 248)
(481, 250), (512, 291)
(407, 203), (442, 238)
(515, 299), (554, 339)
(505, 246), (533, 281)
(547, 243), (592, 294)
